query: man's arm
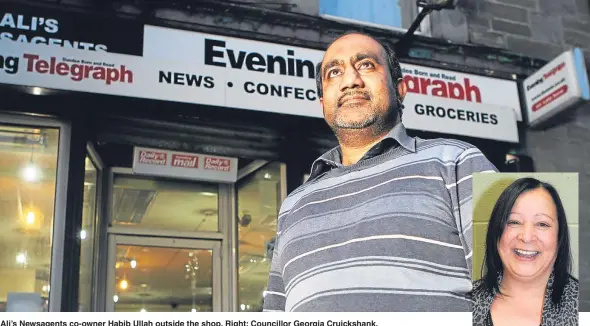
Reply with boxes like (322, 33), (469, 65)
(452, 147), (498, 280)
(262, 236), (286, 311)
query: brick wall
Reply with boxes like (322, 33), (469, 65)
(465, 0), (590, 61)
(466, 0), (590, 310)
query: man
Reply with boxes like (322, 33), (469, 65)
(262, 32), (497, 312)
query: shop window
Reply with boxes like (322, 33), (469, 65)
(110, 175), (219, 232)
(112, 244), (215, 312)
(236, 162), (284, 312)
(319, 0), (416, 31)
(78, 156), (98, 311)
(0, 125), (60, 311)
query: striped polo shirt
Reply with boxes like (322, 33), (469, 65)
(262, 123), (497, 312)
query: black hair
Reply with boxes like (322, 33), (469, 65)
(314, 31), (404, 118)
(479, 177), (573, 305)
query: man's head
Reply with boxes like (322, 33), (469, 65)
(315, 32), (406, 135)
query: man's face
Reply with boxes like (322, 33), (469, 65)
(319, 34), (400, 131)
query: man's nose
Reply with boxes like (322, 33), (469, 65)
(339, 67), (364, 91)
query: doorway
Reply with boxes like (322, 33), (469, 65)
(102, 168), (235, 312)
(106, 236), (221, 312)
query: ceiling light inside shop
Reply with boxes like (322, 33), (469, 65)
(80, 230), (87, 240)
(113, 295), (119, 303)
(16, 252), (27, 265)
(130, 259), (137, 269)
(22, 162), (41, 183)
(264, 173), (272, 179)
(200, 192), (216, 197)
(26, 211), (35, 225)
(119, 279), (129, 290)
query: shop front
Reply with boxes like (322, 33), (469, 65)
(0, 3), (531, 312)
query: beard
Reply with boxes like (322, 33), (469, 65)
(332, 102), (379, 129)
(328, 91), (399, 131)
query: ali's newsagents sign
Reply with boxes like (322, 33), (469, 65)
(524, 48), (590, 127)
(0, 24), (521, 143)
(132, 147), (238, 183)
(0, 3), (144, 55)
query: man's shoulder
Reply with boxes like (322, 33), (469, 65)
(415, 137), (485, 161)
(416, 136), (480, 151)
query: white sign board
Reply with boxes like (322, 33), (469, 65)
(524, 48), (590, 127)
(403, 94), (519, 143)
(0, 26), (521, 142)
(132, 147), (238, 183)
(143, 25), (523, 121)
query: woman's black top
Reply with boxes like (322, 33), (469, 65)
(472, 273), (578, 326)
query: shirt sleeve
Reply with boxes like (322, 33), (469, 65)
(262, 235), (287, 311)
(453, 147), (498, 280)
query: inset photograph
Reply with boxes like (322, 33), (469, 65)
(471, 173), (579, 326)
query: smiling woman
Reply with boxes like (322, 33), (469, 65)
(472, 174), (579, 326)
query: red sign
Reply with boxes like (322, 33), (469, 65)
(23, 53), (134, 85)
(404, 76), (482, 103)
(171, 154), (199, 168)
(532, 85), (569, 112)
(204, 156), (231, 172)
(138, 150), (167, 165)
(544, 62), (566, 80)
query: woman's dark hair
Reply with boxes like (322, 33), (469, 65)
(314, 31), (404, 118)
(479, 177), (573, 305)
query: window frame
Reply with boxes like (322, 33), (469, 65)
(318, 0), (432, 37)
(0, 111), (72, 312)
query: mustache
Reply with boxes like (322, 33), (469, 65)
(338, 91), (371, 106)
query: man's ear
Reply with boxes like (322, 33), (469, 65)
(396, 78), (407, 102)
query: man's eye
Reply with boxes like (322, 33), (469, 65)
(359, 61), (375, 69)
(327, 69), (341, 78)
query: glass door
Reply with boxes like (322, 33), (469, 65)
(106, 236), (221, 312)
(0, 118), (66, 312)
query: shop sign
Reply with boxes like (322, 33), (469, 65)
(403, 94), (518, 143)
(143, 25), (523, 122)
(0, 2), (144, 55)
(132, 147), (238, 183)
(523, 48), (590, 127)
(0, 25), (520, 143)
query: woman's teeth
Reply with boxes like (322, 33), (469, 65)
(514, 249), (540, 258)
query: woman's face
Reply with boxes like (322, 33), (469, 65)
(498, 187), (559, 282)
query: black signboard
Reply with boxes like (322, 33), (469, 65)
(0, 3), (144, 56)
